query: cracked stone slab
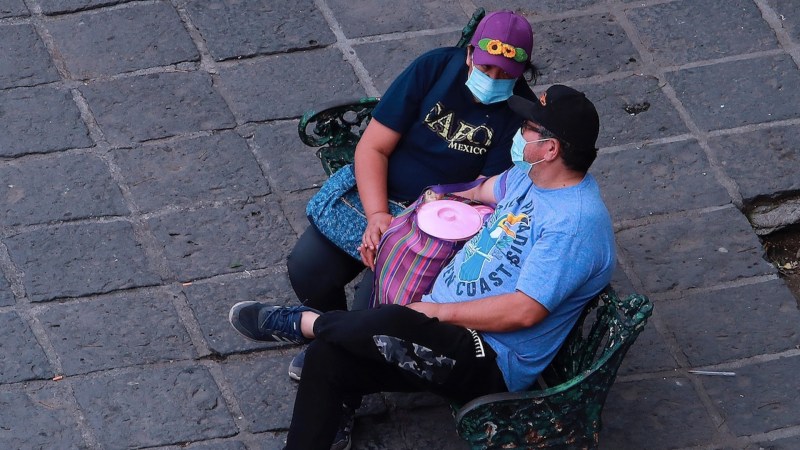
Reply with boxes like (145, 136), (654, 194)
(4, 221), (161, 302)
(147, 198), (294, 281)
(708, 124), (800, 202)
(182, 275), (294, 356)
(0, 86), (93, 156)
(354, 404), (468, 450)
(250, 121), (326, 194)
(46, 2), (199, 79)
(602, 378), (715, 449)
(0, 23), (60, 89)
(617, 207), (776, 293)
(617, 315), (677, 375)
(0, 312), (52, 382)
(0, 153), (127, 227)
(702, 354), (800, 436)
(0, 386), (87, 449)
(80, 71), (236, 146)
(0, 0), (28, 18)
(37, 289), (195, 375)
(659, 280), (800, 367)
(626, 0), (779, 66)
(354, 32), (460, 94)
(111, 131), (269, 213)
(476, 0), (603, 15)
(221, 351), (298, 433)
(325, 0), (465, 38)
(39, 0), (136, 15)
(183, 0), (335, 61)
(667, 54), (800, 132)
(73, 365), (237, 448)
(216, 48), (365, 122)
(593, 140), (732, 221)
(581, 75), (689, 149)
(158, 441), (249, 450)
(534, 14), (639, 84)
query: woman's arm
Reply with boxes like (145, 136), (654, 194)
(354, 119), (402, 269)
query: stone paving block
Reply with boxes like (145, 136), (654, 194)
(702, 355), (800, 436)
(0, 153), (127, 227)
(38, 290), (195, 375)
(660, 280), (800, 367)
(73, 365), (237, 449)
(708, 124), (800, 202)
(667, 54), (800, 132)
(0, 24), (60, 89)
(47, 2), (199, 79)
(480, 0), (602, 15)
(184, 0), (335, 61)
(182, 274), (294, 356)
(355, 31), (461, 94)
(325, 0), (465, 38)
(535, 14), (639, 84)
(749, 435), (800, 450)
(768, 0), (800, 42)
(354, 405), (468, 449)
(618, 316), (677, 375)
(147, 198), (293, 281)
(581, 75), (689, 148)
(39, 0), (136, 15)
(617, 207), (776, 293)
(112, 131), (269, 213)
(216, 48), (365, 122)
(0, 275), (14, 306)
(159, 441), (247, 450)
(0, 312), (51, 382)
(0, 86), (93, 156)
(611, 262), (636, 298)
(593, 140), (732, 221)
(627, 0), (779, 66)
(222, 351), (298, 432)
(80, 72), (236, 146)
(0, 386), (87, 449)
(601, 378), (715, 449)
(250, 121), (326, 193)
(281, 190), (315, 237)
(4, 221), (161, 302)
(0, 0), (28, 18)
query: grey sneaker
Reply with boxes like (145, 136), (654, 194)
(331, 404), (355, 450)
(228, 302), (319, 344)
(288, 348), (306, 381)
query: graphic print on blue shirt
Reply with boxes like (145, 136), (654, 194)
(458, 210), (530, 282)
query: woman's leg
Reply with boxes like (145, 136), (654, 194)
(350, 269), (374, 310)
(287, 226), (364, 311)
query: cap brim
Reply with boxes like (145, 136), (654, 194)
(508, 95), (547, 125)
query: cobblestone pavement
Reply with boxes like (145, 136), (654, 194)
(1, 0), (800, 449)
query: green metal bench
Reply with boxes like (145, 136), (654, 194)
(298, 8), (486, 176)
(453, 287), (653, 449)
(296, 9), (653, 449)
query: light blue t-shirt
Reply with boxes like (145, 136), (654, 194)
(422, 167), (616, 391)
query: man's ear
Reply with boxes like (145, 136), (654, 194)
(545, 139), (561, 161)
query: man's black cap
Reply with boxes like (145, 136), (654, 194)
(508, 85), (600, 152)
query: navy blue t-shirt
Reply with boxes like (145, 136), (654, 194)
(371, 47), (535, 202)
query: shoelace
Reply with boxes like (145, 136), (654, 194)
(259, 307), (296, 333)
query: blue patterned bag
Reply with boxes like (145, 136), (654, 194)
(306, 164), (406, 260)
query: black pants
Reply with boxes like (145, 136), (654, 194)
(287, 225), (374, 311)
(284, 305), (509, 450)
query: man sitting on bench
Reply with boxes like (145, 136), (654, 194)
(228, 84), (616, 450)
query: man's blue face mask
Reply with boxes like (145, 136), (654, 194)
(465, 65), (516, 104)
(510, 128), (549, 173)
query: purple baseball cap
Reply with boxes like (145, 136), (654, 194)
(470, 10), (534, 78)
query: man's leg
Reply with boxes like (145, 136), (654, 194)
(284, 305), (508, 449)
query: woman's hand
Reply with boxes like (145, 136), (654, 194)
(359, 211), (392, 269)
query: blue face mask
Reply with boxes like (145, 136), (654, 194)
(465, 66), (516, 104)
(510, 129), (549, 173)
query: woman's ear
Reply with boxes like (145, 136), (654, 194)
(465, 46), (473, 66)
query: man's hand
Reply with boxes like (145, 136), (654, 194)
(407, 301), (441, 318)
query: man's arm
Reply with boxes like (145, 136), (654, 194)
(454, 174), (499, 206)
(407, 291), (549, 332)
